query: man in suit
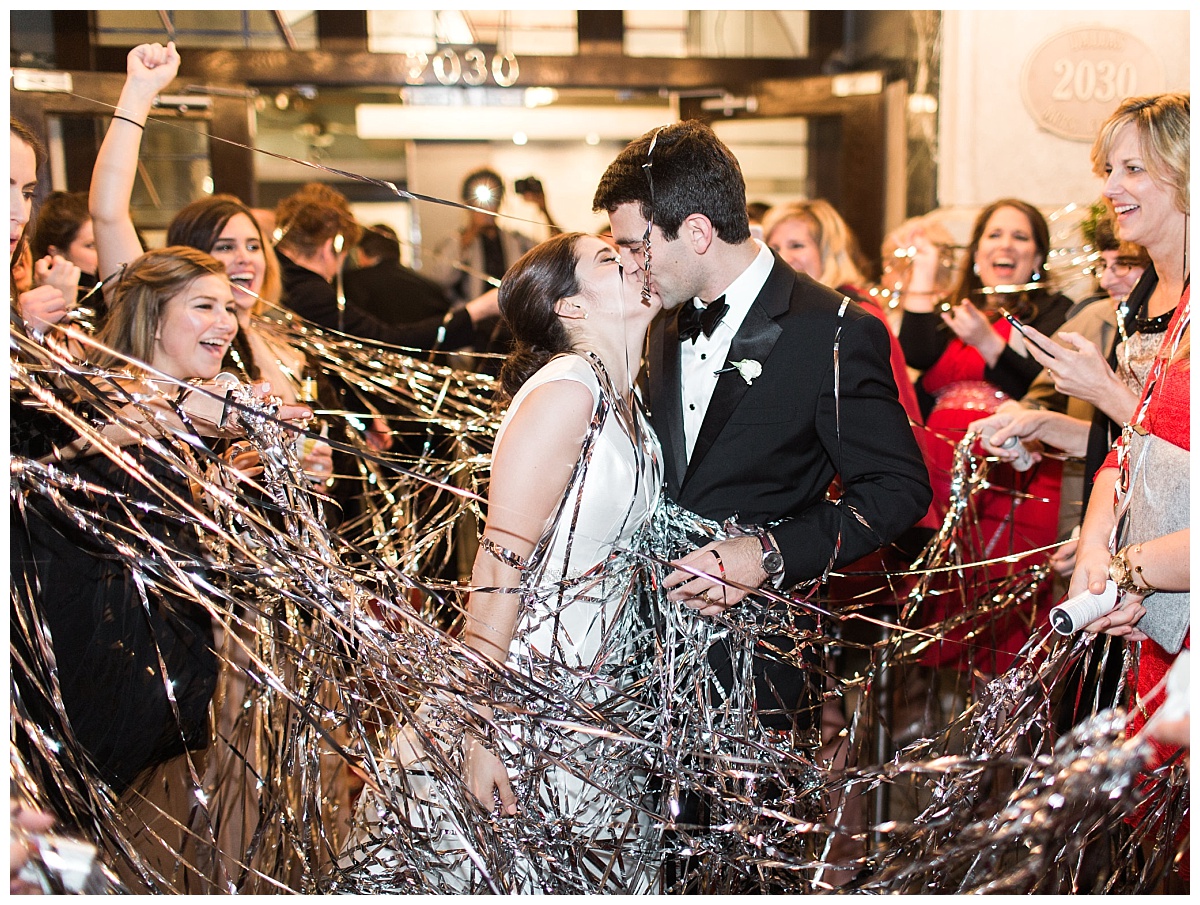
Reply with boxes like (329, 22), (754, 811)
(593, 121), (931, 738)
(343, 223), (453, 326)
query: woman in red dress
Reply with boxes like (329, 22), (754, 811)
(897, 199), (1074, 675)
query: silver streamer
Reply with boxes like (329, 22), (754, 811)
(11, 286), (1187, 894)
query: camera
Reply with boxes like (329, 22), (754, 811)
(514, 176), (543, 196)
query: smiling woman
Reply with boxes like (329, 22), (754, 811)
(894, 199), (1075, 676)
(89, 41), (313, 407)
(89, 246), (235, 382)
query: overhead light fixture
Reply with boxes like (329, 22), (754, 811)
(907, 93), (938, 115)
(153, 94), (213, 113)
(523, 87), (559, 108)
(585, 132), (601, 146)
(11, 69), (72, 93)
(357, 104), (671, 142)
(699, 94), (758, 115)
(512, 132), (528, 146)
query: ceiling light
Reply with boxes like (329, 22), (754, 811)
(523, 87), (559, 108)
(512, 132), (528, 146)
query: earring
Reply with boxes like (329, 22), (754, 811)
(972, 262), (980, 277)
(1030, 269), (1042, 282)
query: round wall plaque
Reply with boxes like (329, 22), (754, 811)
(1020, 27), (1165, 142)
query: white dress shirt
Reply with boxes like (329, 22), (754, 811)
(680, 240), (776, 460)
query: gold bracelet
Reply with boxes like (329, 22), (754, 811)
(1130, 543), (1159, 593)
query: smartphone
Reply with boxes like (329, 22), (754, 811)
(999, 307), (1057, 359)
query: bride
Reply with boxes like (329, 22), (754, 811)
(337, 232), (665, 893)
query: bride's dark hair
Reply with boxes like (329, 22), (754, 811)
(496, 232), (587, 402)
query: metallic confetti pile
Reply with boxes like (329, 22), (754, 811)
(10, 262), (1187, 894)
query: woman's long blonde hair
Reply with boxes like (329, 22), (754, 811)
(91, 246), (227, 373)
(762, 199), (868, 290)
(1092, 93), (1190, 214)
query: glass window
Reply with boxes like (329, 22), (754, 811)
(368, 10), (577, 56)
(127, 118), (212, 231)
(94, 10), (317, 50)
(626, 10), (808, 59)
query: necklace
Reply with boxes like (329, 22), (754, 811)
(1134, 305), (1176, 335)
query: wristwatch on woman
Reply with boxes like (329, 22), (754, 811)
(1108, 545), (1157, 597)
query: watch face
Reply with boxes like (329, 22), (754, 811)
(763, 551), (784, 574)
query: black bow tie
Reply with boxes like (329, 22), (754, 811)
(677, 297), (728, 343)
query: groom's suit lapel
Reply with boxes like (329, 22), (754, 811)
(682, 257), (794, 490)
(655, 308), (689, 496)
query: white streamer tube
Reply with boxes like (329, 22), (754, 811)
(1000, 435), (1034, 472)
(1049, 579), (1118, 635)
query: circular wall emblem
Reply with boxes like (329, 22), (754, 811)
(1020, 27), (1165, 142)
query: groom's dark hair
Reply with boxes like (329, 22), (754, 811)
(592, 120), (751, 244)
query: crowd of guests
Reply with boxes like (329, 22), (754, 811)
(9, 36), (1188, 894)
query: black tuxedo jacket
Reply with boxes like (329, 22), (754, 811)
(643, 254), (932, 587)
(343, 261), (452, 326)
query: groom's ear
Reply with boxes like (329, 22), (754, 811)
(683, 213), (714, 254)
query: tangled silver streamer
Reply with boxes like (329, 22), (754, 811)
(11, 289), (1187, 894)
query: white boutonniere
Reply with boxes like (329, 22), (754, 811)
(715, 358), (763, 386)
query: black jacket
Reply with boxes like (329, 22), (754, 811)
(342, 260), (452, 326)
(646, 257), (932, 585)
(643, 254), (931, 732)
(278, 251), (474, 351)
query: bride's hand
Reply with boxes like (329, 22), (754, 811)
(465, 737), (517, 816)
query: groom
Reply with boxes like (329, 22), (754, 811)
(593, 121), (931, 736)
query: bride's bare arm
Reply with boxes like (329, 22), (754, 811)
(461, 377), (593, 813)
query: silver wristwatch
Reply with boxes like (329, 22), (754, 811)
(757, 530), (785, 584)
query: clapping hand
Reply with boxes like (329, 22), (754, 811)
(942, 301), (1005, 362)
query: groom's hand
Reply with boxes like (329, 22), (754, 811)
(666, 537), (765, 616)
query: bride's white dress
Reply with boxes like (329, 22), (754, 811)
(335, 352), (664, 894)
